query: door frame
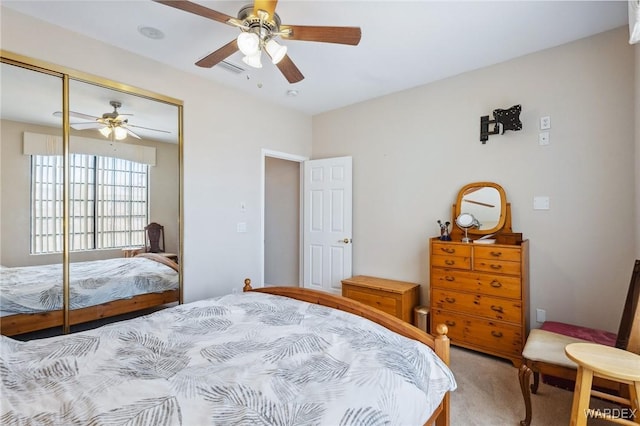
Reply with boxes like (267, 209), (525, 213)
(260, 149), (308, 288)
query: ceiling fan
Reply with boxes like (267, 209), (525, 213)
(53, 101), (170, 140)
(153, 0), (362, 83)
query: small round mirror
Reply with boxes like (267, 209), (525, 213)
(455, 213), (479, 243)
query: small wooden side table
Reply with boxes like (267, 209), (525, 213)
(341, 275), (420, 324)
(122, 247), (144, 258)
(565, 342), (640, 426)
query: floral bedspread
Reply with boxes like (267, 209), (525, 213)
(1, 291), (456, 425)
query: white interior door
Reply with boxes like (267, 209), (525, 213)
(303, 156), (352, 294)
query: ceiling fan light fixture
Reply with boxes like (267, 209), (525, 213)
(99, 126), (112, 138)
(242, 51), (263, 68)
(114, 126), (128, 140)
(237, 32), (260, 56)
(265, 39), (287, 64)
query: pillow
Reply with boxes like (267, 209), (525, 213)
(630, 0), (640, 44)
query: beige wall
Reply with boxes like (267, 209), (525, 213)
(313, 27), (636, 332)
(0, 119), (178, 267)
(264, 157), (300, 286)
(0, 7), (313, 300)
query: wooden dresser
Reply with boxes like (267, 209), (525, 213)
(430, 238), (529, 366)
(341, 276), (420, 324)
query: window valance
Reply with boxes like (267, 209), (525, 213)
(22, 132), (156, 166)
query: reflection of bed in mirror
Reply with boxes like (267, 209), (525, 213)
(0, 253), (179, 336)
(1, 285), (456, 425)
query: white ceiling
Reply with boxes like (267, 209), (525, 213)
(1, 0), (630, 117)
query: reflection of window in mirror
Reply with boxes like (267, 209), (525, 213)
(66, 79), (180, 263)
(461, 187), (501, 230)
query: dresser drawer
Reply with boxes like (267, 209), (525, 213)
(430, 308), (465, 342)
(431, 268), (521, 299)
(474, 246), (521, 262)
(432, 289), (522, 323)
(431, 309), (522, 356)
(431, 254), (471, 270)
(343, 286), (399, 317)
(432, 242), (472, 258)
(473, 258), (521, 276)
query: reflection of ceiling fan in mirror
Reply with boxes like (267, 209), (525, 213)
(53, 101), (170, 141)
(153, 0), (362, 83)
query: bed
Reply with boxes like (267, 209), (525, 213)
(0, 283), (456, 425)
(0, 253), (180, 336)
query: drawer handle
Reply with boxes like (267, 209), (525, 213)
(445, 260), (455, 266)
(441, 248), (455, 254)
(445, 297), (456, 304)
(491, 305), (504, 313)
(490, 280), (502, 288)
(445, 320), (456, 327)
(445, 276), (455, 282)
(491, 331), (504, 338)
(490, 251), (503, 257)
(490, 264), (503, 270)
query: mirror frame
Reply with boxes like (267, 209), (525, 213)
(1, 50), (184, 334)
(454, 181), (506, 236)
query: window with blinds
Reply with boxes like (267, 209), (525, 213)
(31, 154), (148, 254)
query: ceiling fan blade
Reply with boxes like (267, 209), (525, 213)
(276, 55), (304, 84)
(53, 110), (100, 121)
(196, 39), (239, 68)
(125, 128), (142, 140)
(152, 0), (237, 25)
(253, 0), (277, 19)
(280, 25), (362, 46)
(128, 124), (171, 134)
(70, 122), (104, 130)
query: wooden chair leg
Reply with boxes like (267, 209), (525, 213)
(531, 370), (540, 394)
(519, 364), (533, 426)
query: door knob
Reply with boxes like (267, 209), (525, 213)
(338, 238), (352, 244)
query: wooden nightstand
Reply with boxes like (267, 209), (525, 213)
(341, 275), (420, 324)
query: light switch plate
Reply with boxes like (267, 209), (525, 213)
(540, 116), (551, 130)
(533, 196), (550, 210)
(237, 222), (247, 233)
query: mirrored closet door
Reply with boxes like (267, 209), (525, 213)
(0, 52), (183, 337)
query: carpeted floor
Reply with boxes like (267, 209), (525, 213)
(449, 346), (622, 426)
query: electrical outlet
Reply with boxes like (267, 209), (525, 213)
(536, 308), (546, 323)
(538, 132), (550, 146)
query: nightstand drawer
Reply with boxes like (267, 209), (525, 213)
(341, 276), (420, 324)
(431, 268), (521, 299)
(343, 287), (398, 316)
(432, 289), (522, 323)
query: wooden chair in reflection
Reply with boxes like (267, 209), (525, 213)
(145, 222), (165, 253)
(518, 259), (640, 426)
(144, 222), (178, 263)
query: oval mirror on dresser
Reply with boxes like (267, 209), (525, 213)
(455, 181), (507, 236)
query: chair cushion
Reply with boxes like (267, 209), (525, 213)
(541, 321), (617, 347)
(522, 329), (588, 369)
